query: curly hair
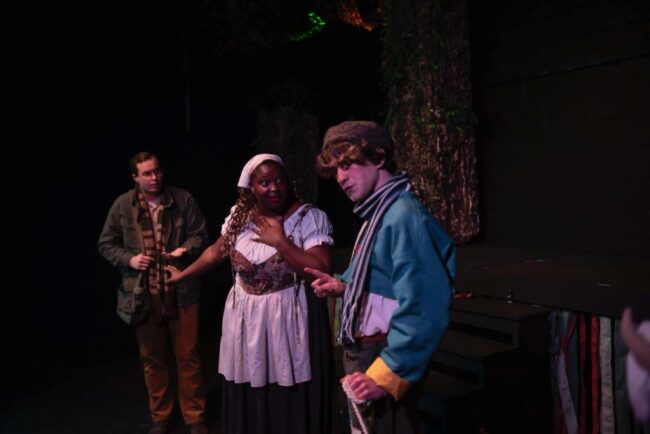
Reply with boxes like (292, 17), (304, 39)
(221, 188), (257, 255)
(315, 138), (397, 178)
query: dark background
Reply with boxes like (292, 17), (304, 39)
(9, 0), (649, 387)
(12, 1), (386, 364)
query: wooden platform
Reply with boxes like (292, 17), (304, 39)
(456, 243), (650, 319)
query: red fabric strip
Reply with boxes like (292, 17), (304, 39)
(590, 316), (600, 434)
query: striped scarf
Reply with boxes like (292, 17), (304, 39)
(136, 188), (176, 323)
(337, 173), (410, 345)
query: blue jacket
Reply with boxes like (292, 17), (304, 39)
(343, 191), (455, 399)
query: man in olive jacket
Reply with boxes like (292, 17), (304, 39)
(98, 152), (209, 434)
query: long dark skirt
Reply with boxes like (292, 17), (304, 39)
(222, 289), (340, 434)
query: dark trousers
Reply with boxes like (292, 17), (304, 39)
(135, 303), (205, 424)
(343, 340), (422, 434)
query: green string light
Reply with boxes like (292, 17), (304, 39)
(288, 12), (326, 41)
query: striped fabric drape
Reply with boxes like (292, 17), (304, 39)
(551, 311), (649, 434)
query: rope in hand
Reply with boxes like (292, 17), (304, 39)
(341, 377), (369, 434)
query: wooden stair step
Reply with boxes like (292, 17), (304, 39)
(432, 330), (517, 382)
(450, 298), (551, 348)
(422, 369), (481, 400)
(419, 370), (482, 420)
(437, 330), (516, 360)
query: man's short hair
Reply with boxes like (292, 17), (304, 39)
(129, 152), (159, 175)
(316, 121), (397, 177)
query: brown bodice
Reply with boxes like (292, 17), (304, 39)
(230, 250), (296, 295)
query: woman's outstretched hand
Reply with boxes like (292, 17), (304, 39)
(165, 265), (183, 284)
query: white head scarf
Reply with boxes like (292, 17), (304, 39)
(237, 153), (284, 188)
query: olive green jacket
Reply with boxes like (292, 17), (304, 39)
(98, 186), (209, 316)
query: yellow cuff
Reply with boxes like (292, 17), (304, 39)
(365, 357), (411, 401)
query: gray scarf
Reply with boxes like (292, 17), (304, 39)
(338, 173), (410, 345)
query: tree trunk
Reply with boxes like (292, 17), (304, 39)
(381, 0), (479, 243)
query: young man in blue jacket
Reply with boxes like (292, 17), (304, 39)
(306, 121), (455, 434)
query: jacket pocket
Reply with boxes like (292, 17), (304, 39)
(116, 274), (150, 326)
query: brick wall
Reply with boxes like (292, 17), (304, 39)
(470, 0), (649, 256)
